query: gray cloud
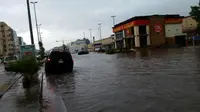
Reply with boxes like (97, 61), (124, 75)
(0, 0), (198, 50)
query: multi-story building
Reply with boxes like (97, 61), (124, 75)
(112, 14), (186, 50)
(15, 36), (24, 53)
(0, 22), (16, 56)
(23, 42), (26, 45)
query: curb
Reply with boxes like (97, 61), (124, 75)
(39, 72), (44, 112)
(0, 74), (22, 99)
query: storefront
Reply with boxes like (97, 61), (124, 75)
(113, 15), (184, 49)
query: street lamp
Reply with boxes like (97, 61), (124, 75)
(111, 15), (116, 27)
(30, 1), (40, 43)
(37, 24), (42, 41)
(98, 23), (102, 40)
(26, 0), (34, 44)
(89, 29), (92, 43)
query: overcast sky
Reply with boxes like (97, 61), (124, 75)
(0, 0), (198, 50)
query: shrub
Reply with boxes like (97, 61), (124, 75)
(10, 56), (40, 88)
(10, 56), (40, 75)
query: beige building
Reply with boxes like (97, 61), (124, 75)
(0, 22), (16, 56)
(182, 16), (197, 38)
(182, 16), (197, 32)
(93, 35), (114, 51)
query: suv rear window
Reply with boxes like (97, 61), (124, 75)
(5, 56), (17, 61)
(49, 51), (72, 61)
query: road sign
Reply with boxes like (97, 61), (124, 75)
(20, 45), (36, 58)
(154, 22), (163, 33)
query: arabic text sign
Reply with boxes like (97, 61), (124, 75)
(20, 45), (36, 57)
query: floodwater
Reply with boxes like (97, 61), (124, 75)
(45, 47), (200, 112)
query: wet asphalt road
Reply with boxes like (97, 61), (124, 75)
(45, 47), (200, 112)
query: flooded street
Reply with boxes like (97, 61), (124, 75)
(45, 47), (200, 112)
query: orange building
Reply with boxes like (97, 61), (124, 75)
(113, 15), (185, 50)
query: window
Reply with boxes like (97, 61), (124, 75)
(5, 56), (17, 61)
(176, 29), (178, 31)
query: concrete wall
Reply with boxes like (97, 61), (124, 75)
(165, 24), (182, 37)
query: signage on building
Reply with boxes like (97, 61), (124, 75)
(154, 22), (163, 33)
(20, 45), (35, 58)
(113, 20), (149, 33)
(165, 18), (182, 24)
(125, 28), (132, 37)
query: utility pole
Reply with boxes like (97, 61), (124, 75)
(83, 32), (86, 38)
(38, 24), (42, 41)
(98, 23), (102, 49)
(89, 29), (92, 43)
(111, 15), (116, 27)
(98, 23), (102, 40)
(31, 1), (40, 43)
(26, 0), (34, 44)
(111, 15), (117, 49)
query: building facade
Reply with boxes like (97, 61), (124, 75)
(182, 16), (198, 38)
(70, 38), (89, 53)
(113, 15), (185, 50)
(93, 35), (114, 51)
(15, 36), (24, 53)
(0, 22), (17, 56)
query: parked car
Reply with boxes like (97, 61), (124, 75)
(4, 55), (18, 71)
(45, 51), (73, 73)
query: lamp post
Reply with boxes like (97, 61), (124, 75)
(98, 23), (103, 49)
(26, 0), (34, 44)
(111, 15), (116, 27)
(38, 24), (42, 41)
(30, 1), (40, 43)
(111, 16), (117, 49)
(98, 23), (102, 40)
(89, 29), (92, 43)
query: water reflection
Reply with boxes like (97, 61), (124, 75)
(46, 47), (200, 112)
(16, 85), (39, 108)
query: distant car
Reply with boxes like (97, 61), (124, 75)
(4, 55), (18, 71)
(45, 51), (73, 73)
(78, 51), (89, 55)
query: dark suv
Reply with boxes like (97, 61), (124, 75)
(45, 51), (73, 73)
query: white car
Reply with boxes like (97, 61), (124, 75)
(4, 55), (18, 71)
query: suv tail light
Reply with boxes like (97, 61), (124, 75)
(47, 58), (51, 61)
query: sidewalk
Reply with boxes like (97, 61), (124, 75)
(42, 74), (68, 112)
(0, 76), (40, 112)
(0, 71), (21, 98)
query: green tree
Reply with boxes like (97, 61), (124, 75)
(38, 41), (45, 59)
(190, 2), (200, 35)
